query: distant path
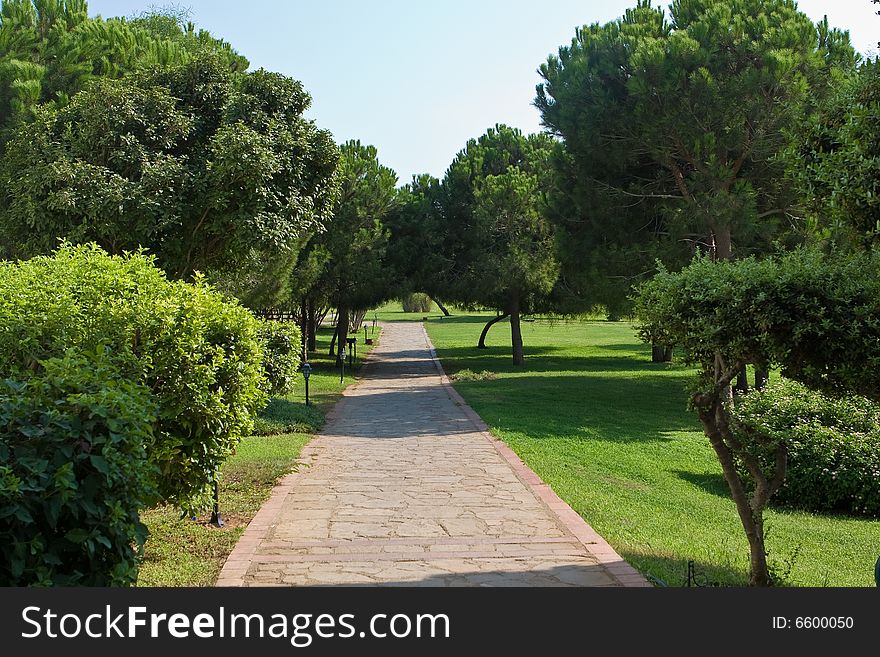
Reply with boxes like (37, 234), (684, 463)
(217, 321), (648, 586)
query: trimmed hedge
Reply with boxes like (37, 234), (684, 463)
(731, 381), (880, 517)
(401, 293), (432, 313)
(0, 244), (267, 510)
(258, 320), (302, 397)
(0, 349), (157, 586)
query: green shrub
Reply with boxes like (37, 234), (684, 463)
(0, 349), (157, 586)
(258, 320), (301, 397)
(401, 293), (432, 313)
(0, 244), (267, 511)
(731, 381), (880, 517)
(451, 369), (497, 382)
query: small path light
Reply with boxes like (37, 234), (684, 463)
(300, 362), (312, 406)
(210, 478), (224, 527)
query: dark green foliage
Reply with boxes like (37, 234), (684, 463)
(731, 381), (880, 517)
(258, 320), (301, 397)
(0, 54), (340, 282)
(537, 0), (858, 313)
(636, 249), (880, 585)
(440, 125), (559, 313)
(636, 250), (880, 399)
(0, 244), (267, 511)
(786, 59), (880, 249)
(0, 0), (247, 137)
(0, 348), (157, 586)
(434, 125), (559, 363)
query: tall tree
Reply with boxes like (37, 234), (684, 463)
(309, 140), (398, 365)
(439, 125), (559, 365)
(0, 55), (340, 281)
(385, 173), (449, 305)
(0, 0), (246, 139)
(536, 0), (857, 264)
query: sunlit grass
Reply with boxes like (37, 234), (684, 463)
(426, 315), (880, 587)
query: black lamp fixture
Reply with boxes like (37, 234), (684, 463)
(300, 362), (312, 406)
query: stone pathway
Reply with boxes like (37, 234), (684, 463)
(217, 321), (649, 587)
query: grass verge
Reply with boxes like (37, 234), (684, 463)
(425, 314), (880, 587)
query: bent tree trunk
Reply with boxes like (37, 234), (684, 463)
(510, 295), (524, 366)
(335, 306), (350, 368)
(697, 396), (771, 586)
(430, 296), (451, 316)
(477, 312), (509, 349)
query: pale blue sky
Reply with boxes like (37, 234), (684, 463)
(88, 1), (879, 183)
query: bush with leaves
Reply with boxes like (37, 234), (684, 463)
(0, 244), (267, 511)
(401, 293), (432, 313)
(636, 248), (880, 585)
(0, 349), (157, 586)
(258, 320), (301, 397)
(731, 381), (880, 518)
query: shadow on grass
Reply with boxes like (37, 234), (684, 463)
(674, 470), (731, 499)
(620, 551), (748, 588)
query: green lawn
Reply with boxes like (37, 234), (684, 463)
(137, 324), (380, 586)
(425, 314), (880, 587)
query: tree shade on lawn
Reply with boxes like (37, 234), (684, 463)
(636, 249), (880, 585)
(426, 315), (879, 587)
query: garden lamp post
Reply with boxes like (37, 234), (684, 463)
(301, 362), (312, 406)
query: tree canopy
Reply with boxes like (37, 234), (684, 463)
(438, 124), (559, 364)
(537, 0), (857, 279)
(0, 0), (247, 139)
(0, 55), (340, 279)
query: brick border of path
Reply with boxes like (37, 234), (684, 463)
(419, 324), (651, 588)
(216, 322), (650, 587)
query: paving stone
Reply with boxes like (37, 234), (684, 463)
(217, 322), (648, 587)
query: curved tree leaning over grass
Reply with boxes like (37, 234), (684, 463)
(635, 249), (880, 585)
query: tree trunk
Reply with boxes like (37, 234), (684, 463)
(477, 312), (509, 349)
(328, 322), (338, 357)
(697, 377), (772, 586)
(510, 295), (524, 366)
(652, 344), (673, 362)
(755, 366), (769, 391)
(307, 298), (317, 352)
(430, 296), (451, 316)
(735, 366), (749, 393)
(300, 297), (308, 363)
(335, 306), (349, 368)
(714, 225), (732, 261)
